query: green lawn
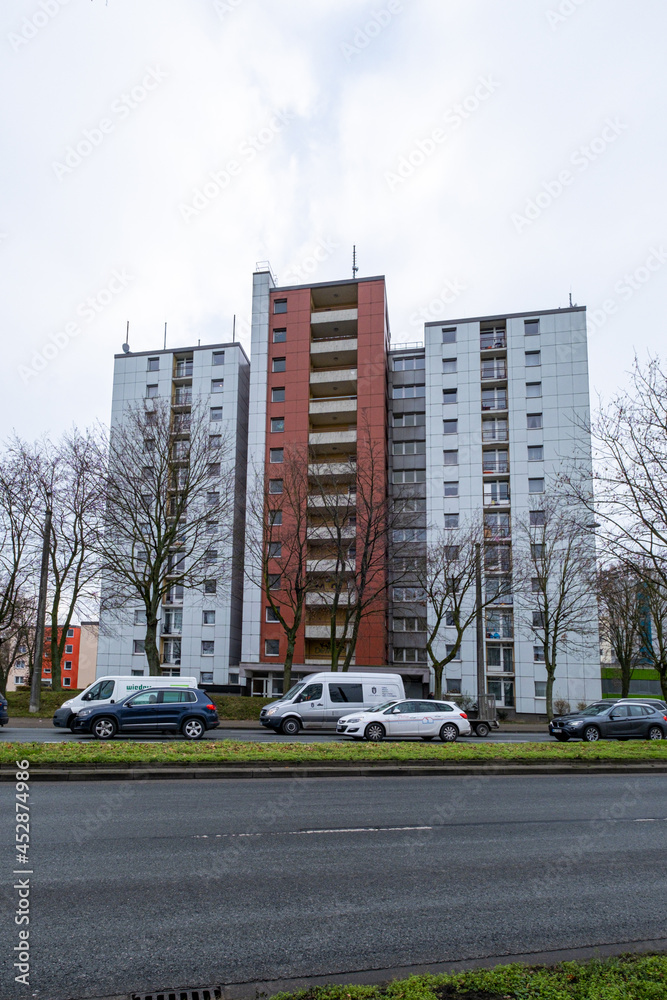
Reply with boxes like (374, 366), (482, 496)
(3, 737), (667, 766)
(5, 690), (273, 720)
(271, 955), (667, 1000)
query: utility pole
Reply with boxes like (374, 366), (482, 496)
(29, 495), (52, 714)
(475, 542), (484, 703)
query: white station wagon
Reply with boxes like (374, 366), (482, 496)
(336, 699), (471, 742)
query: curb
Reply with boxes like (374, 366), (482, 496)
(3, 761), (667, 781)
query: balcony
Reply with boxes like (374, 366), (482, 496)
(307, 492), (356, 509)
(483, 461), (509, 475)
(481, 362), (507, 380)
(305, 657), (356, 666)
(306, 591), (354, 606)
(310, 308), (358, 341)
(307, 524), (356, 541)
(307, 558), (355, 574)
(309, 429), (357, 455)
(310, 368), (357, 397)
(173, 389), (192, 407)
(308, 461), (356, 482)
(174, 361), (193, 378)
(310, 338), (358, 369)
(480, 332), (506, 351)
(309, 396), (358, 426)
(483, 491), (510, 507)
(305, 624), (350, 639)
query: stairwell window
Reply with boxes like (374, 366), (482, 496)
(211, 379), (224, 393)
(443, 358), (457, 374)
(524, 319), (540, 336)
(393, 469), (426, 484)
(273, 329), (286, 343)
(270, 448), (284, 464)
(212, 351), (225, 365)
(272, 387), (285, 402)
(147, 357), (159, 371)
(146, 384), (158, 398)
(443, 389), (457, 405)
(443, 420), (458, 435)
(526, 382), (542, 397)
(444, 514), (459, 528)
(527, 413), (543, 430)
(265, 639), (280, 656)
(272, 357), (286, 373)
(442, 327), (457, 344)
(271, 417), (285, 433)
(201, 641), (215, 656)
(274, 299), (287, 314)
(393, 384), (425, 399)
(444, 482), (459, 497)
(269, 479), (284, 494)
(210, 407), (223, 421)
(443, 450), (458, 466)
(525, 351), (541, 367)
(528, 446), (544, 461)
(529, 478), (545, 494)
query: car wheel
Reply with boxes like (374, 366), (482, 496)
(648, 726), (664, 741)
(583, 725), (600, 742)
(364, 722), (386, 742)
(475, 722), (490, 738)
(182, 717), (205, 741)
(280, 717), (301, 736)
(92, 717), (117, 741)
(554, 733), (570, 742)
(440, 723), (459, 742)
(421, 735), (435, 742)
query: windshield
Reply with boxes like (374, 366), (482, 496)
(276, 682), (305, 703)
(577, 704), (610, 716)
(374, 701), (399, 713)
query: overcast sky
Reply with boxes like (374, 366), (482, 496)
(2, 0), (666, 440)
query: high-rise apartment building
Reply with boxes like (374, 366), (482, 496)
(97, 342), (249, 685)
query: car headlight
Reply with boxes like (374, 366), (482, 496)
(566, 720), (584, 727)
(343, 717), (362, 724)
(77, 709), (93, 718)
(61, 700), (73, 709)
(266, 707), (277, 716)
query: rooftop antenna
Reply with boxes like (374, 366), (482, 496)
(122, 320), (130, 353)
(232, 314), (236, 342)
(352, 245), (359, 279)
(163, 321), (167, 351)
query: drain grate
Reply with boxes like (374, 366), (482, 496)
(130, 987), (222, 1000)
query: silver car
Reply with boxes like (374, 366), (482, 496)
(336, 699), (472, 742)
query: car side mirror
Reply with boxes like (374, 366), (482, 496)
(392, 708), (401, 714)
(110, 700), (115, 704)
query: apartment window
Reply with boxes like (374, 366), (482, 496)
(486, 610), (513, 639)
(529, 478), (545, 494)
(209, 435), (222, 450)
(444, 482), (459, 497)
(526, 382), (542, 397)
(534, 646), (546, 662)
(444, 545), (460, 560)
(200, 672), (214, 685)
(442, 358), (457, 374)
(525, 319), (540, 336)
(525, 351), (541, 367)
(443, 419), (457, 435)
(274, 298), (287, 314)
(443, 389), (457, 405)
(272, 357), (286, 373)
(133, 640), (145, 654)
(212, 351), (225, 365)
(269, 448), (284, 464)
(201, 641), (215, 656)
(485, 545), (511, 573)
(393, 441), (425, 455)
(205, 548), (218, 564)
(443, 450), (458, 466)
(272, 387), (285, 402)
(483, 449), (509, 474)
(211, 379), (224, 393)
(393, 586), (426, 602)
(531, 577), (541, 593)
(206, 492), (219, 507)
(444, 513), (459, 528)
(204, 580), (217, 594)
(203, 611), (216, 625)
(146, 384), (158, 398)
(446, 679), (462, 694)
(528, 446), (544, 462)
(392, 469), (426, 484)
(393, 412), (425, 427)
(487, 645), (513, 672)
(530, 510), (546, 526)
(64, 643), (73, 654)
(208, 463), (221, 478)
(393, 647), (427, 663)
(206, 522), (218, 536)
(210, 407), (223, 422)
(269, 479), (283, 494)
(484, 481), (510, 505)
(393, 384), (426, 399)
(265, 639), (280, 656)
(273, 329), (286, 343)
(396, 497), (426, 513)
(63, 677), (71, 687)
(67, 628), (74, 637)
(392, 617), (427, 632)
(269, 509), (282, 526)
(533, 611), (545, 627)
(271, 417), (285, 433)
(394, 355), (425, 371)
(482, 388), (507, 411)
(442, 327), (457, 344)
(64, 661), (72, 670)
(445, 611), (456, 626)
(147, 357), (159, 371)
(527, 413), (543, 430)
(485, 512), (510, 538)
(535, 681), (547, 698)
(268, 542), (282, 558)
(43, 666), (51, 673)
(531, 542), (545, 558)
(445, 644), (461, 660)
(268, 574), (281, 590)
(393, 528), (427, 542)
(482, 418), (508, 442)
(266, 606), (280, 623)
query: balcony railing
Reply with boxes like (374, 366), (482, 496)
(174, 362), (193, 377)
(480, 332), (507, 350)
(173, 390), (192, 406)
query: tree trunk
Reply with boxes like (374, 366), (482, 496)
(433, 662), (444, 699)
(658, 664), (667, 704)
(620, 658), (631, 699)
(545, 668), (555, 721)
(145, 616), (161, 676)
(283, 635), (296, 693)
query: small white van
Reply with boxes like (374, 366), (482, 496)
(52, 675), (199, 730)
(259, 671), (405, 734)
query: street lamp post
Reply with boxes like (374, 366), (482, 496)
(29, 496), (52, 715)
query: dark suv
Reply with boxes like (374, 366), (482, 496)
(550, 701), (667, 742)
(71, 688), (219, 740)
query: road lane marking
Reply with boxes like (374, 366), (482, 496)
(193, 825), (433, 840)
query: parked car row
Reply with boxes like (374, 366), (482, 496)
(549, 699), (667, 742)
(71, 688), (219, 740)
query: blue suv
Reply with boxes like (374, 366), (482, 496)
(71, 688), (219, 740)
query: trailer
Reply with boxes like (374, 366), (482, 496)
(465, 694), (499, 737)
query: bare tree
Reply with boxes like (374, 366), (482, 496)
(416, 521), (513, 699)
(514, 499), (597, 720)
(634, 562), (667, 702)
(597, 562), (644, 699)
(244, 447), (314, 692)
(0, 446), (41, 668)
(98, 399), (235, 675)
(0, 595), (37, 696)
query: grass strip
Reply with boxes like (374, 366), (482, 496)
(3, 738), (667, 766)
(272, 954), (667, 1000)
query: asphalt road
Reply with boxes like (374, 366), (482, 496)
(0, 726), (553, 744)
(1, 774), (667, 999)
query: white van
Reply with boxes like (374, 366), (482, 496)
(259, 672), (405, 735)
(52, 675), (199, 730)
